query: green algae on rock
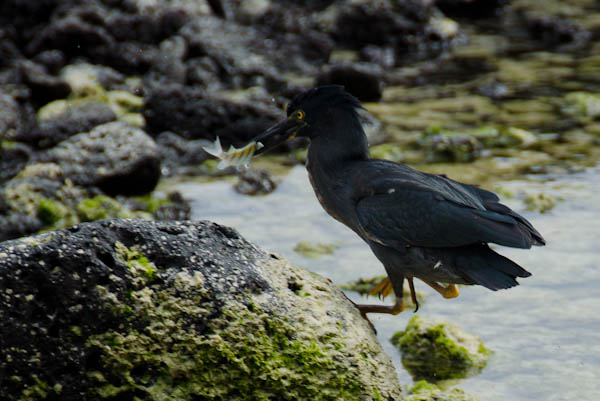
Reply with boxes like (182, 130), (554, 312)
(293, 241), (339, 258)
(1, 220), (401, 400)
(76, 195), (139, 222)
(405, 380), (479, 401)
(391, 315), (490, 382)
(524, 192), (558, 213)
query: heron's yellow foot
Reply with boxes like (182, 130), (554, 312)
(422, 280), (460, 299)
(369, 277), (393, 299)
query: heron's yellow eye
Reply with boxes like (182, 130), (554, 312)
(295, 110), (305, 120)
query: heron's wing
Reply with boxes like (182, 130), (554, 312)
(354, 175), (541, 249)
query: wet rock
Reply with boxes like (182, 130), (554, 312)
(293, 241), (338, 258)
(143, 85), (282, 146)
(0, 177), (86, 240)
(563, 91), (600, 122)
(422, 133), (484, 163)
(527, 16), (590, 51)
(391, 315), (490, 382)
(148, 35), (188, 85)
(18, 59), (71, 107)
(22, 102), (116, 149)
(26, 3), (116, 59)
(316, 63), (383, 102)
(179, 14), (331, 89)
(156, 131), (211, 174)
(406, 380), (479, 401)
(0, 142), (32, 183)
(41, 121), (161, 196)
(0, 219), (402, 400)
(435, 0), (507, 19)
(524, 192), (557, 214)
(0, 91), (21, 140)
(152, 192), (192, 221)
(234, 168), (277, 195)
(36, 63), (145, 128)
(332, 0), (457, 63)
(32, 49), (67, 74)
(473, 126), (538, 149)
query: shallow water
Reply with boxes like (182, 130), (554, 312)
(175, 163), (600, 400)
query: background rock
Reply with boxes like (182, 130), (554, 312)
(0, 219), (402, 400)
(391, 315), (490, 382)
(41, 121), (161, 196)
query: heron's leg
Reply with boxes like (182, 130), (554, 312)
(368, 277), (393, 299)
(355, 296), (405, 316)
(357, 276), (405, 316)
(407, 277), (419, 312)
(342, 291), (404, 334)
(421, 279), (460, 299)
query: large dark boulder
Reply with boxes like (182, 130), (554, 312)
(143, 85), (282, 146)
(40, 121), (161, 196)
(0, 219), (402, 400)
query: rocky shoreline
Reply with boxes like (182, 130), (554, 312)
(2, 0), (600, 399)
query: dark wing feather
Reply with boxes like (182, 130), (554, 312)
(353, 165), (544, 249)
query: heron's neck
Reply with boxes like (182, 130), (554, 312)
(306, 111), (369, 172)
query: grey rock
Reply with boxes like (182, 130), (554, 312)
(143, 85), (282, 146)
(0, 91), (20, 139)
(316, 63), (384, 102)
(234, 168), (277, 195)
(19, 59), (71, 107)
(0, 219), (402, 400)
(0, 143), (32, 183)
(332, 0), (453, 61)
(42, 121), (161, 196)
(22, 102), (117, 149)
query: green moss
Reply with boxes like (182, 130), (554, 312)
(391, 316), (490, 382)
(293, 241), (338, 258)
(69, 325), (83, 337)
(406, 380), (479, 401)
(76, 195), (135, 222)
(19, 375), (63, 401)
(115, 242), (157, 280)
(369, 143), (406, 163)
(132, 195), (166, 214)
(524, 192), (558, 213)
(37, 198), (67, 226)
(37, 64), (144, 125)
(87, 284), (364, 400)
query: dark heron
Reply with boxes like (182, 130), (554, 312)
(248, 86), (545, 317)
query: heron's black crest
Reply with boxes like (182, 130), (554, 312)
(286, 85), (363, 117)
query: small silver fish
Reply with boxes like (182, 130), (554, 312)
(203, 137), (264, 169)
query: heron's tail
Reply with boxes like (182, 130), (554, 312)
(455, 244), (531, 290)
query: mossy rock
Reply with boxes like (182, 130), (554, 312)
(524, 192), (558, 213)
(1, 220), (401, 400)
(391, 316), (490, 382)
(76, 195), (137, 222)
(406, 380), (479, 401)
(37, 64), (144, 126)
(563, 91), (600, 121)
(293, 241), (338, 258)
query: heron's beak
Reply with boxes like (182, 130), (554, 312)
(252, 117), (306, 156)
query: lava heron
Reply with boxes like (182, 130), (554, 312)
(228, 86), (546, 317)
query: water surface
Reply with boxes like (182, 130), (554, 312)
(176, 164), (600, 401)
